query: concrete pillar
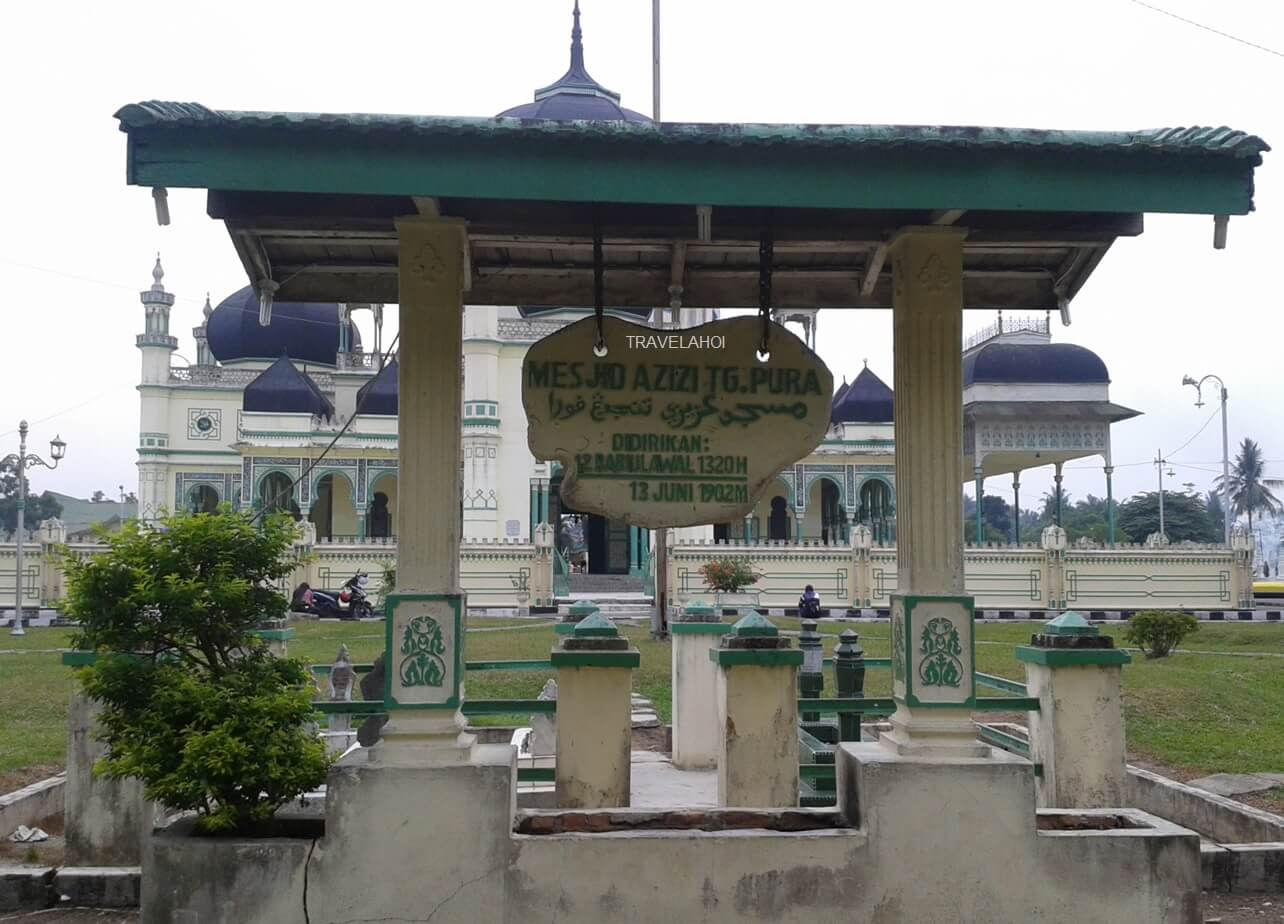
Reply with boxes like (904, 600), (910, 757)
(670, 603), (725, 770)
(712, 613), (802, 807)
(378, 217), (474, 764)
(1016, 613), (1130, 808)
(64, 686), (148, 865)
(883, 228), (986, 758)
(551, 614), (639, 808)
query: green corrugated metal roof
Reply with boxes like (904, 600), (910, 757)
(116, 101), (1268, 159)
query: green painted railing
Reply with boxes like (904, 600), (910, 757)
(976, 724), (1030, 758)
(975, 672), (1029, 696)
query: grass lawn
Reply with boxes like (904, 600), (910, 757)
(4, 618), (1283, 798)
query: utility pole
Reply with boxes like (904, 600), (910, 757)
(3, 421), (67, 636)
(651, 0), (661, 122)
(1182, 374), (1232, 547)
(1155, 450), (1171, 540)
(649, 0), (668, 639)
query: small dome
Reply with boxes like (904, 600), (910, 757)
(497, 3), (652, 124)
(832, 380), (850, 406)
(964, 342), (1109, 386)
(207, 287), (360, 366)
(356, 359), (398, 416)
(244, 355), (335, 419)
(832, 367), (893, 423)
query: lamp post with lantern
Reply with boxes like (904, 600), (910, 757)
(3, 421), (67, 636)
(1182, 373), (1232, 547)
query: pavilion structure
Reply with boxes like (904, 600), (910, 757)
(115, 75), (1265, 921)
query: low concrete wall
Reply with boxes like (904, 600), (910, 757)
(64, 689), (149, 866)
(0, 774), (64, 838)
(142, 817), (315, 924)
(1203, 842), (1284, 893)
(1127, 766), (1284, 844)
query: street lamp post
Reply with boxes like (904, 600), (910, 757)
(1182, 374), (1232, 547)
(3, 421), (67, 636)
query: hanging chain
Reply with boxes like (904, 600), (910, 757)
(758, 230), (774, 355)
(593, 215), (606, 354)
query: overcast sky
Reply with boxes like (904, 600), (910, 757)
(4, 0), (1281, 514)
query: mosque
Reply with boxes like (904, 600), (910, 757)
(133, 4), (1137, 589)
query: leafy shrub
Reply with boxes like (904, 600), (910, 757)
(1123, 610), (1199, 659)
(698, 557), (760, 593)
(61, 509), (331, 834)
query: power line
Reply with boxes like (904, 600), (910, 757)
(1168, 406), (1221, 458)
(1128, 0), (1284, 60)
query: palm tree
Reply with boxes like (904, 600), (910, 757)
(1216, 438), (1284, 533)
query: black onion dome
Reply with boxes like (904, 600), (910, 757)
(243, 355), (335, 419)
(832, 367), (894, 423)
(497, 3), (652, 123)
(207, 286), (360, 366)
(964, 342), (1109, 386)
(356, 359), (398, 416)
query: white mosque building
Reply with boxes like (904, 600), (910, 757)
(132, 4), (1138, 592)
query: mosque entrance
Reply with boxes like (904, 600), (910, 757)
(550, 471), (630, 575)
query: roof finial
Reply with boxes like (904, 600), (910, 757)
(203, 292), (213, 318)
(570, 1), (585, 73)
(862, 357), (868, 368)
(151, 252), (165, 291)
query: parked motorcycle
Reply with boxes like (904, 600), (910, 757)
(293, 572), (373, 620)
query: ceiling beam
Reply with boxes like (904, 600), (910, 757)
(861, 243), (888, 297)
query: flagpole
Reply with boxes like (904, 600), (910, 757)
(652, 0), (661, 122)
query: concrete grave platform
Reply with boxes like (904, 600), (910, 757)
(1189, 773), (1284, 798)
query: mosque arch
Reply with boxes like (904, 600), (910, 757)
(858, 478), (895, 545)
(310, 471), (357, 541)
(188, 484), (219, 514)
(258, 471), (300, 519)
(805, 475), (846, 544)
(368, 473), (398, 539)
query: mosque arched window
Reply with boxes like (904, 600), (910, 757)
(188, 484), (219, 515)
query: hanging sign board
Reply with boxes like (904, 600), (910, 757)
(523, 315), (833, 529)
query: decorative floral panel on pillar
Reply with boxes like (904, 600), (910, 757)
(383, 593), (464, 710)
(891, 594), (976, 708)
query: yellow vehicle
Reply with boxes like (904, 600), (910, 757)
(1253, 580), (1284, 602)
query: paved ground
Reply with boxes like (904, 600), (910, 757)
(1203, 892), (1284, 922)
(631, 750), (717, 808)
(1188, 772), (1284, 797)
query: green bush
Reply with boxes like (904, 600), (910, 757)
(61, 508), (331, 834)
(698, 557), (760, 593)
(1124, 610), (1199, 659)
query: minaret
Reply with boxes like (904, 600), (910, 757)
(138, 254), (177, 382)
(137, 255), (176, 522)
(193, 293), (215, 366)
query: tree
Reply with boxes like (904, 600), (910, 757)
(91, 490), (107, 503)
(123, 492), (138, 504)
(1117, 491), (1218, 544)
(0, 460), (63, 534)
(1216, 438), (1284, 533)
(61, 509), (331, 834)
(1205, 491), (1226, 539)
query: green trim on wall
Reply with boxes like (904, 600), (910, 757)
(1015, 646), (1131, 667)
(894, 593), (978, 710)
(550, 650), (641, 668)
(670, 622), (730, 635)
(384, 592), (465, 711)
(711, 648), (804, 667)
